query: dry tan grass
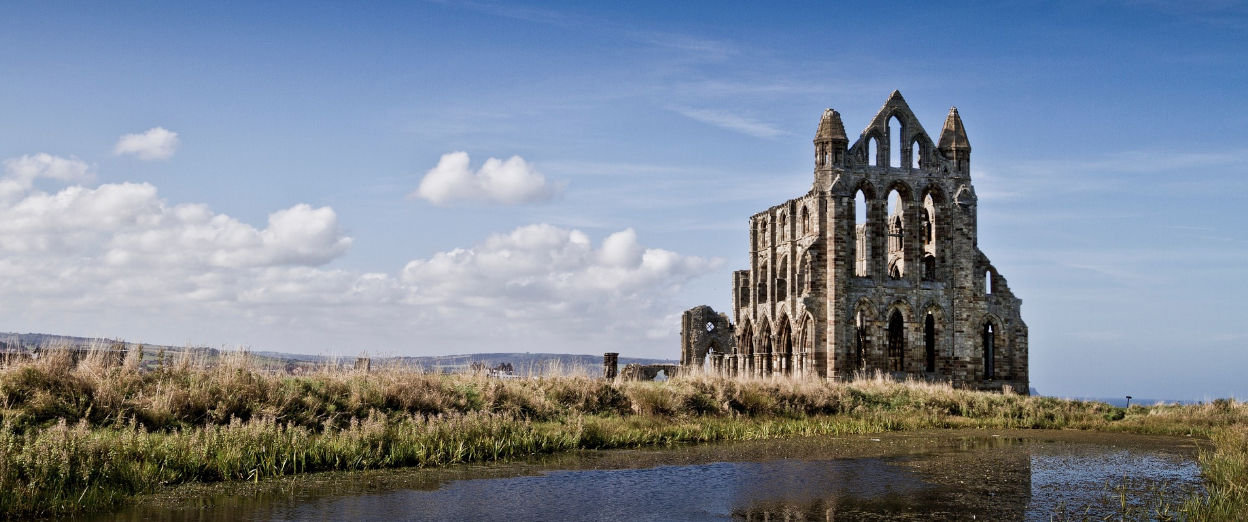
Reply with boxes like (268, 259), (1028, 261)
(0, 351), (1244, 519)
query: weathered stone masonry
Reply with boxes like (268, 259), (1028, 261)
(679, 91), (1028, 392)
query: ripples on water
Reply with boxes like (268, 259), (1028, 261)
(89, 430), (1204, 521)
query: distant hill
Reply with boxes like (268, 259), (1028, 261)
(0, 332), (212, 354)
(386, 352), (674, 374)
(0, 332), (674, 374)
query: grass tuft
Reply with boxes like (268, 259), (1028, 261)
(0, 353), (1243, 518)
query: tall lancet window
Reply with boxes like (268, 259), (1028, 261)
(855, 190), (870, 277)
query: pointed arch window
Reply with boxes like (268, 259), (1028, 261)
(888, 116), (902, 168)
(855, 190), (870, 277)
(776, 257), (788, 301)
(887, 310), (905, 372)
(854, 310), (868, 369)
(800, 251), (813, 294)
(982, 322), (996, 380)
(924, 313), (936, 372)
(886, 189), (905, 279)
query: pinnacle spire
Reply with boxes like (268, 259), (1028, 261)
(938, 107), (971, 151)
(814, 108), (847, 142)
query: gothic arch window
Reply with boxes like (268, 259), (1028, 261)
(855, 189), (870, 277)
(886, 189), (905, 279)
(868, 136), (880, 167)
(911, 139), (923, 169)
(888, 116), (902, 168)
(757, 319), (773, 374)
(887, 309), (905, 372)
(922, 195), (935, 248)
(982, 321), (996, 380)
(985, 269), (994, 294)
(778, 212), (788, 242)
(800, 251), (813, 294)
(854, 309), (868, 370)
(800, 206), (810, 236)
(799, 314), (815, 373)
(921, 191), (939, 281)
(778, 317), (793, 376)
(924, 313), (936, 372)
(776, 257), (789, 301)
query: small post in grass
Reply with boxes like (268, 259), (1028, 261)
(1125, 395), (1132, 408)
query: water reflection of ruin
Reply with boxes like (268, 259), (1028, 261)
(732, 435), (1031, 521)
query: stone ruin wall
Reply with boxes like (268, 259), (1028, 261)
(675, 91), (1028, 393)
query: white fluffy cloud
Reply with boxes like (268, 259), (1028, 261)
(0, 155), (716, 356)
(114, 127), (180, 160)
(412, 151), (560, 205)
(401, 224), (714, 306)
(1, 153), (93, 200)
(0, 183), (350, 267)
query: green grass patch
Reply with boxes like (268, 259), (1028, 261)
(0, 350), (1244, 519)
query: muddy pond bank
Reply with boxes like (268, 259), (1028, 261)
(86, 429), (1205, 521)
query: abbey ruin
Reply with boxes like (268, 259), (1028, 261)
(679, 91), (1028, 392)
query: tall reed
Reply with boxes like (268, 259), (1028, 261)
(0, 350), (1243, 518)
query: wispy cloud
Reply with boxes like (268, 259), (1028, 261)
(431, 0), (589, 28)
(976, 147), (1248, 202)
(439, 1), (742, 64)
(627, 30), (739, 61)
(1060, 262), (1153, 283)
(669, 106), (788, 139)
(1122, 0), (1248, 28)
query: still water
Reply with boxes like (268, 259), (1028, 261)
(92, 429), (1204, 521)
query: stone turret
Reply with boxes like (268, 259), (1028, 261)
(679, 92), (1027, 395)
(938, 107), (971, 175)
(814, 108), (848, 169)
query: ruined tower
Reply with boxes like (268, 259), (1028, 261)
(680, 91), (1027, 392)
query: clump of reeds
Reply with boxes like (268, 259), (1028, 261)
(0, 351), (1244, 519)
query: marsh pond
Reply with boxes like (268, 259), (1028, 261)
(87, 429), (1204, 521)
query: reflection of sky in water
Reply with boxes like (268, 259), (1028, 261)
(1028, 449), (1203, 519)
(269, 458), (924, 521)
(89, 433), (1205, 521)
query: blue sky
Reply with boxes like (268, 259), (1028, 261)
(0, 1), (1245, 400)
